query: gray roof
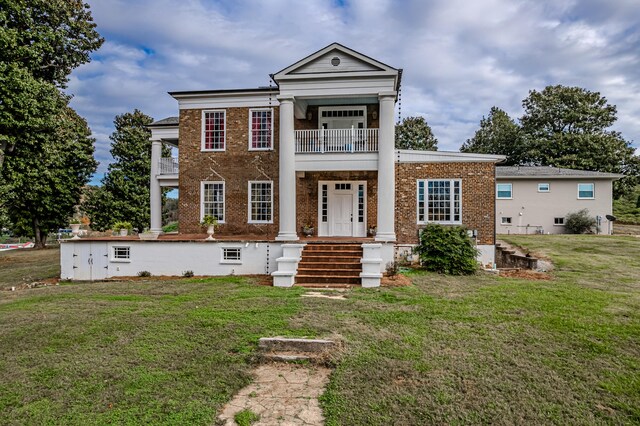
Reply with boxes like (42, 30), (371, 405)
(497, 166), (623, 179)
(148, 116), (179, 127)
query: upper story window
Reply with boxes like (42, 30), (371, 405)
(248, 181), (273, 223)
(201, 181), (225, 223)
(496, 183), (512, 199)
(249, 108), (273, 150)
(202, 110), (226, 151)
(417, 179), (461, 224)
(578, 183), (594, 199)
(538, 183), (550, 192)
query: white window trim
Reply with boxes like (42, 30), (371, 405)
(220, 246), (243, 264)
(501, 217), (513, 225)
(577, 183), (595, 199)
(538, 183), (550, 192)
(248, 108), (274, 151)
(496, 183), (513, 199)
(416, 179), (463, 225)
(111, 246), (131, 263)
(200, 181), (226, 224)
(248, 180), (274, 224)
(554, 217), (565, 226)
(201, 110), (226, 152)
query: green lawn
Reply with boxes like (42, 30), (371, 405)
(1, 236), (639, 425)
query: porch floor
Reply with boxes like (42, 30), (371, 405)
(67, 234), (376, 243)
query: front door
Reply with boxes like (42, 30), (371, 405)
(333, 193), (353, 236)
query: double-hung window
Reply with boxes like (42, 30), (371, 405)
(202, 110), (226, 151)
(248, 181), (273, 223)
(249, 108), (273, 150)
(417, 179), (462, 224)
(496, 183), (512, 199)
(578, 183), (594, 199)
(201, 181), (225, 222)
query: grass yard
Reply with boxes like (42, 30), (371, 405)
(1, 236), (639, 425)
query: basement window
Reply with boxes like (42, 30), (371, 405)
(221, 247), (242, 264)
(501, 217), (512, 225)
(112, 246), (131, 262)
(554, 217), (565, 225)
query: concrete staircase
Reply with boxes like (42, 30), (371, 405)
(295, 242), (363, 288)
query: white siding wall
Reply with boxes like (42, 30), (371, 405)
(496, 179), (615, 235)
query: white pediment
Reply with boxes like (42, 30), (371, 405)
(273, 43), (397, 81)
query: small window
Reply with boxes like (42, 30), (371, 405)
(222, 247), (242, 263)
(501, 217), (512, 225)
(335, 183), (352, 190)
(112, 246), (130, 262)
(249, 109), (273, 150)
(554, 217), (565, 225)
(538, 183), (550, 192)
(578, 183), (594, 199)
(202, 110), (225, 151)
(321, 184), (328, 223)
(497, 183), (512, 199)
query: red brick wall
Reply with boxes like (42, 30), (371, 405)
(296, 171), (378, 233)
(178, 107), (280, 237)
(395, 162), (495, 245)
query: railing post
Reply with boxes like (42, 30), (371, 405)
(320, 127), (325, 153)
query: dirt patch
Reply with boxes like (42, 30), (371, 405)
(499, 269), (552, 280)
(382, 274), (412, 287)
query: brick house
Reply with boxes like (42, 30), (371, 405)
(61, 43), (504, 286)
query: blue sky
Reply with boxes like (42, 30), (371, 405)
(70, 0), (640, 184)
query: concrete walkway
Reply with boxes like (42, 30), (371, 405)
(218, 363), (331, 425)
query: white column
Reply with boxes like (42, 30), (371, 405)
(150, 140), (163, 233)
(275, 95), (298, 241)
(376, 92), (397, 241)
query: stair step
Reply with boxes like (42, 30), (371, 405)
(298, 262), (361, 269)
(302, 250), (362, 256)
(297, 268), (361, 276)
(296, 275), (361, 284)
(295, 283), (359, 288)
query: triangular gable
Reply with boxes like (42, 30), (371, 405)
(273, 43), (397, 79)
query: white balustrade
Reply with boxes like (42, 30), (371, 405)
(295, 128), (378, 153)
(159, 157), (179, 175)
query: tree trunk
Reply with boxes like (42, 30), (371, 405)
(32, 218), (47, 249)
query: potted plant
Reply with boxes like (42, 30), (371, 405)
(302, 223), (315, 237)
(113, 221), (133, 237)
(69, 218), (81, 239)
(138, 228), (159, 240)
(368, 225), (377, 237)
(201, 215), (218, 241)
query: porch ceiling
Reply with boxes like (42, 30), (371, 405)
(304, 96), (379, 106)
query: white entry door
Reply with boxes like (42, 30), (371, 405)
(333, 194), (353, 236)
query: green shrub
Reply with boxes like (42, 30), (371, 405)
(162, 221), (178, 232)
(565, 209), (597, 234)
(137, 271), (151, 277)
(414, 223), (478, 275)
(234, 409), (259, 426)
(182, 270), (194, 278)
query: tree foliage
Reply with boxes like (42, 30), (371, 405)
(460, 107), (522, 163)
(463, 85), (639, 198)
(564, 209), (597, 234)
(395, 116), (438, 151)
(414, 224), (479, 275)
(1, 105), (97, 247)
(83, 110), (165, 232)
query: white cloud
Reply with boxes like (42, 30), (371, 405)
(73, 0), (640, 172)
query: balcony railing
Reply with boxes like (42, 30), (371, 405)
(159, 157), (179, 175)
(295, 128), (378, 153)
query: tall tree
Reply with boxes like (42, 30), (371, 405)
(460, 107), (522, 163)
(1, 104), (97, 247)
(520, 85), (639, 197)
(83, 110), (166, 232)
(0, 0), (103, 170)
(395, 116), (438, 150)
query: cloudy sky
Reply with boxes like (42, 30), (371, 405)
(69, 0), (640, 180)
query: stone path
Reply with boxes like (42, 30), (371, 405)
(218, 363), (331, 425)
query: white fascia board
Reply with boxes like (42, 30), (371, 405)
(276, 69), (398, 81)
(396, 149), (506, 163)
(295, 153), (378, 172)
(279, 78), (396, 99)
(151, 126), (179, 144)
(496, 175), (622, 180)
(174, 93), (279, 110)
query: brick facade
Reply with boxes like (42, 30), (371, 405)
(178, 107), (280, 237)
(296, 171), (378, 233)
(395, 162), (496, 245)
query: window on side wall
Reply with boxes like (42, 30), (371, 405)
(554, 217), (565, 225)
(501, 217), (512, 225)
(248, 181), (273, 223)
(202, 110), (226, 151)
(221, 247), (242, 264)
(112, 246), (130, 262)
(249, 108), (273, 150)
(417, 179), (462, 224)
(578, 183), (594, 199)
(538, 183), (550, 192)
(496, 183), (512, 199)
(201, 181), (225, 223)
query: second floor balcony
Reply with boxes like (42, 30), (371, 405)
(295, 128), (378, 154)
(159, 157), (179, 175)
